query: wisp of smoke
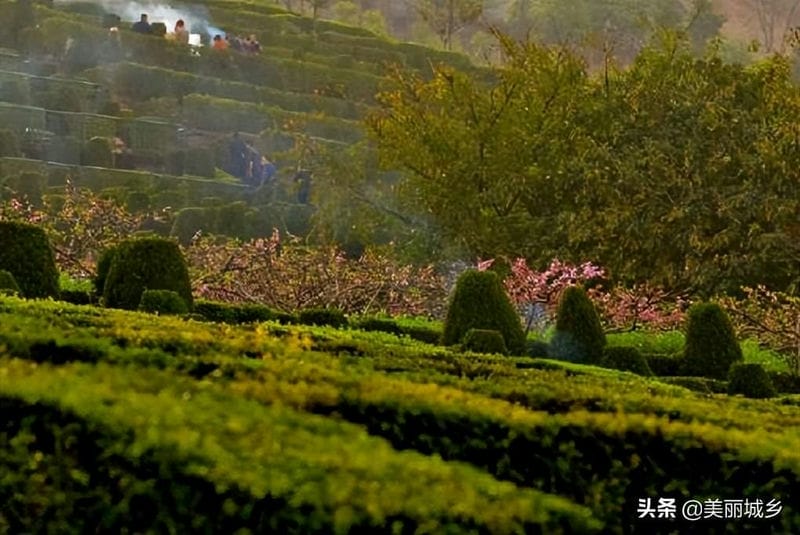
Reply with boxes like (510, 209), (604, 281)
(54, 0), (225, 38)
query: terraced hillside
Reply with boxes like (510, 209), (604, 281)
(1, 295), (799, 533)
(0, 0), (479, 242)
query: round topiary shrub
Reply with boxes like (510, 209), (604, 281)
(0, 221), (59, 298)
(601, 346), (653, 376)
(549, 286), (606, 364)
(139, 289), (189, 315)
(103, 237), (193, 311)
(442, 270), (525, 355)
(682, 302), (742, 380)
(298, 307), (348, 328)
(0, 269), (20, 295)
(462, 328), (508, 355)
(728, 363), (776, 399)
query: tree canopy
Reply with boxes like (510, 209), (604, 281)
(367, 32), (800, 296)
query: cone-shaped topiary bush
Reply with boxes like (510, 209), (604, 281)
(94, 245), (120, 296)
(103, 237), (193, 311)
(442, 270), (525, 354)
(462, 329), (508, 355)
(549, 286), (606, 364)
(728, 363), (776, 399)
(0, 221), (59, 298)
(601, 346), (652, 376)
(0, 269), (20, 295)
(139, 289), (189, 316)
(682, 302), (742, 379)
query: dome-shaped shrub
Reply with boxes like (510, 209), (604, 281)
(0, 221), (59, 298)
(442, 270), (525, 354)
(682, 302), (742, 379)
(103, 237), (193, 310)
(728, 363), (776, 399)
(601, 346), (652, 376)
(462, 328), (508, 355)
(549, 286), (606, 364)
(170, 207), (210, 245)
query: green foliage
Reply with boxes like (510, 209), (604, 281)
(462, 328), (508, 355)
(298, 307), (348, 328)
(2, 172), (47, 204)
(526, 339), (550, 358)
(4, 298), (800, 532)
(183, 147), (216, 178)
(370, 35), (800, 294)
(0, 221), (59, 298)
(125, 191), (151, 213)
(194, 300), (275, 324)
(443, 270), (525, 354)
(657, 376), (729, 394)
(549, 287), (606, 364)
(138, 289), (188, 316)
(0, 269), (20, 295)
(768, 371), (800, 394)
(356, 317), (403, 336)
(0, 128), (20, 157)
(58, 289), (94, 305)
(103, 237), (192, 311)
(80, 137), (113, 167)
(728, 363), (777, 399)
(600, 346), (652, 376)
(94, 246), (119, 296)
(644, 352), (684, 376)
(682, 303), (742, 379)
(170, 207), (209, 245)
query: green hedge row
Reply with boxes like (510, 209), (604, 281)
(3, 296), (798, 532)
(88, 62), (368, 121)
(181, 94), (363, 142)
(0, 157), (246, 208)
(0, 361), (598, 533)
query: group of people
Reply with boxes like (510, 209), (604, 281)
(229, 133), (277, 187)
(212, 33), (262, 54)
(131, 13), (262, 54)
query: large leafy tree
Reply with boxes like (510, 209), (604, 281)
(368, 32), (800, 296)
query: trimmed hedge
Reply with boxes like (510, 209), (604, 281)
(298, 307), (348, 328)
(657, 376), (729, 394)
(103, 237), (193, 311)
(728, 363), (777, 399)
(600, 346), (652, 376)
(59, 289), (94, 305)
(357, 317), (403, 336)
(682, 302), (742, 379)
(549, 287), (606, 364)
(194, 300), (275, 324)
(644, 352), (684, 376)
(0, 366), (599, 534)
(462, 328), (508, 355)
(138, 289), (189, 316)
(443, 270), (525, 354)
(0, 221), (59, 298)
